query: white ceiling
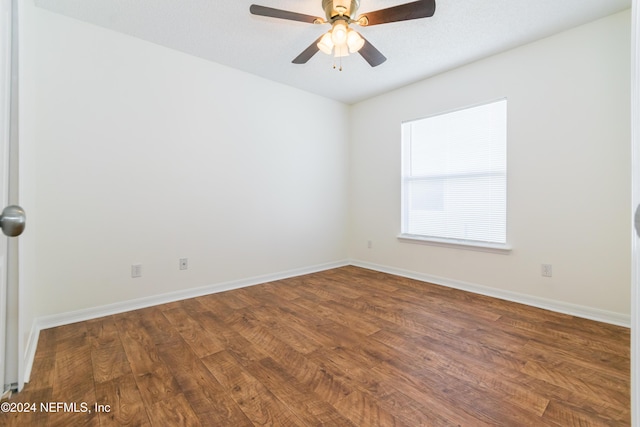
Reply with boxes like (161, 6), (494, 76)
(34, 0), (631, 104)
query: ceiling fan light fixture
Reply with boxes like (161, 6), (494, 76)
(331, 20), (348, 45)
(347, 29), (364, 53)
(334, 44), (349, 58)
(317, 32), (334, 54)
(251, 0), (434, 68)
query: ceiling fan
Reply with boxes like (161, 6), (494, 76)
(250, 0), (436, 68)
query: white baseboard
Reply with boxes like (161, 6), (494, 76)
(22, 321), (40, 389)
(350, 260), (631, 328)
(22, 259), (349, 384)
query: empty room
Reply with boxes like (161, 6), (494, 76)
(1, 0), (638, 425)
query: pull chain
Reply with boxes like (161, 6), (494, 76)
(332, 57), (343, 71)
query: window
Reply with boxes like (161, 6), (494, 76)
(400, 99), (508, 251)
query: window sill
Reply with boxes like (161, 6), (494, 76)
(397, 234), (512, 254)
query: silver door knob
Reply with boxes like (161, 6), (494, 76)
(0, 205), (25, 237)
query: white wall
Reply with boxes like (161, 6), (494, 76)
(20, 4), (350, 324)
(349, 10), (631, 320)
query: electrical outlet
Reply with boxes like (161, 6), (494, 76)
(367, 240), (373, 249)
(179, 258), (188, 270)
(541, 264), (552, 277)
(131, 264), (142, 278)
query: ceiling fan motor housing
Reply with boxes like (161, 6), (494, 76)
(323, 0), (360, 20)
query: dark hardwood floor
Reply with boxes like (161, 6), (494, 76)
(0, 266), (630, 426)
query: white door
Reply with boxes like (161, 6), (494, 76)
(0, 0), (12, 395)
(632, 0), (640, 424)
(0, 0), (25, 395)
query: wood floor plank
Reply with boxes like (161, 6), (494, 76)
(245, 356), (357, 426)
(94, 373), (151, 426)
(87, 318), (132, 384)
(113, 312), (168, 377)
(371, 327), (550, 417)
(330, 295), (462, 338)
(250, 302), (336, 349)
(211, 289), (253, 310)
(367, 344), (537, 426)
(46, 389), (100, 427)
(227, 311), (354, 405)
(156, 338), (254, 426)
(390, 286), (504, 324)
(542, 399), (624, 427)
(380, 390), (468, 427)
(52, 335), (95, 403)
(333, 389), (408, 427)
(0, 387), (53, 427)
(189, 310), (269, 367)
(137, 306), (183, 345)
(202, 350), (305, 426)
(245, 358), (346, 425)
(146, 393), (201, 427)
(308, 345), (385, 398)
(306, 276), (370, 300)
(499, 315), (630, 358)
(193, 293), (237, 320)
(328, 267), (402, 294)
(133, 363), (181, 407)
(522, 360), (629, 408)
(293, 297), (381, 336)
(504, 368), (629, 424)
(161, 305), (226, 357)
(90, 342), (132, 384)
(26, 350), (56, 391)
(178, 297), (211, 314)
(522, 338), (630, 387)
(85, 317), (121, 348)
(5, 266), (630, 426)
(257, 279), (308, 301)
(249, 305), (325, 354)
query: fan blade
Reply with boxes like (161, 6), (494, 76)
(359, 38), (387, 67)
(358, 0), (435, 26)
(250, 4), (322, 24)
(292, 35), (324, 64)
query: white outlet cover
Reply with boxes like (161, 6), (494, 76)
(131, 264), (142, 278)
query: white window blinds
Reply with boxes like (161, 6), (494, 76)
(401, 99), (507, 246)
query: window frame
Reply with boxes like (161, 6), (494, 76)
(398, 99), (511, 254)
